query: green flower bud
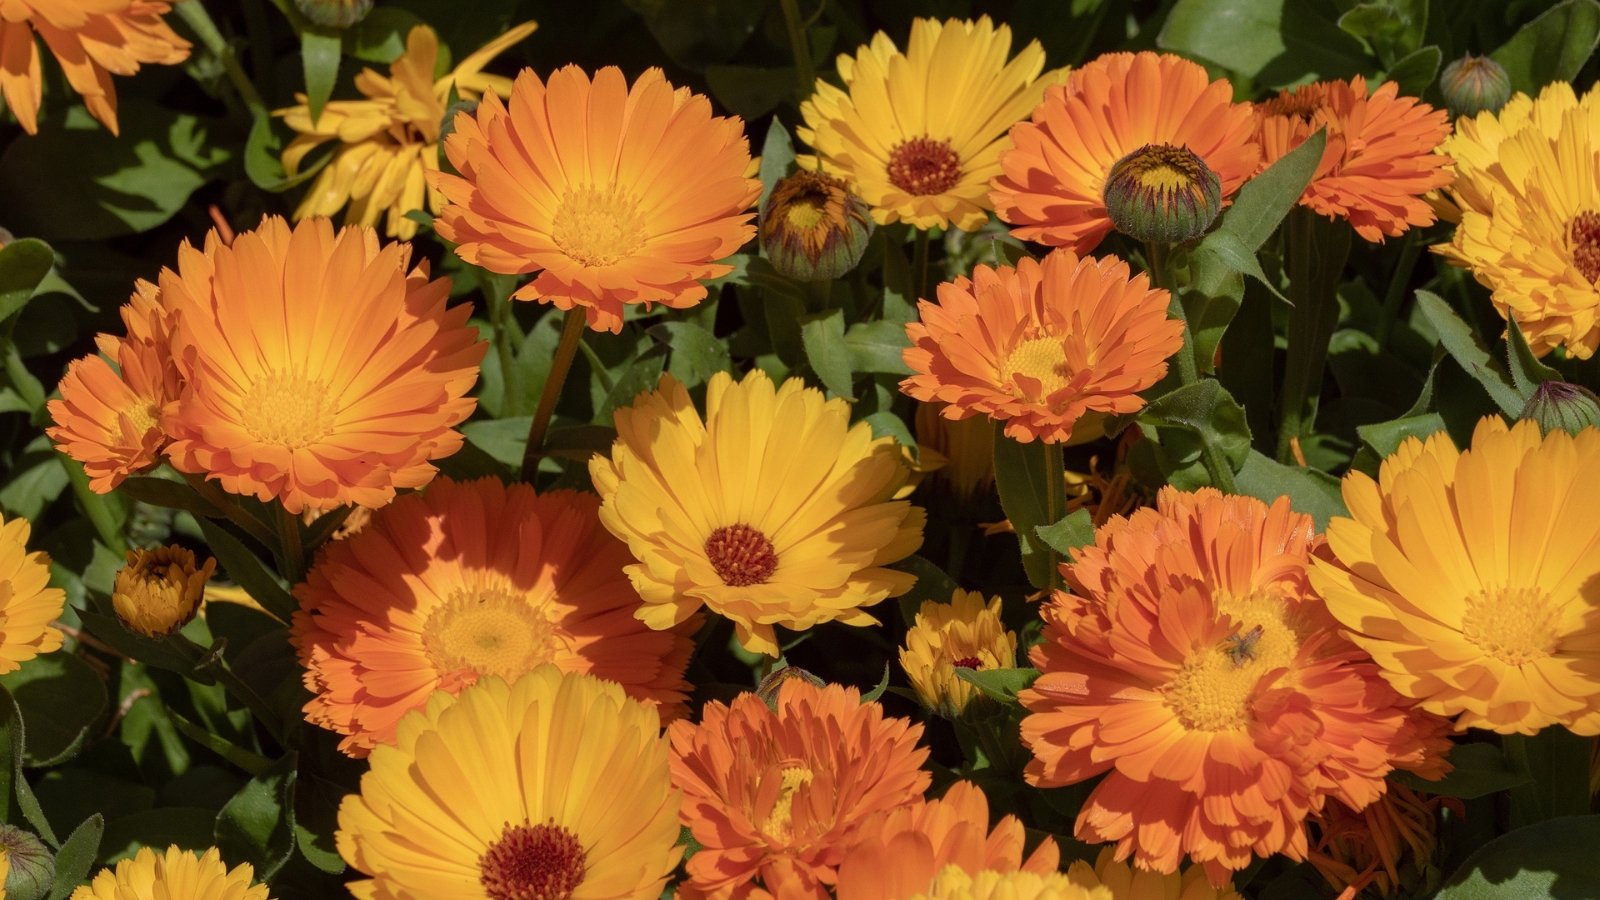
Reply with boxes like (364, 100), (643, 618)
(294, 0), (374, 28)
(1440, 54), (1512, 119)
(760, 171), (874, 281)
(1519, 380), (1600, 436)
(0, 825), (53, 900)
(1102, 143), (1222, 245)
(755, 665), (826, 709)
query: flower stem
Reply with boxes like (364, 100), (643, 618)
(1146, 242), (1235, 493)
(183, 635), (285, 740)
(274, 505), (304, 584)
(1276, 208), (1352, 464)
(1375, 230), (1422, 350)
(174, 1), (267, 118)
(777, 0), (816, 101)
(521, 309), (587, 481)
(912, 229), (931, 302)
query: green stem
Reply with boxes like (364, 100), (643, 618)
(274, 505), (304, 585)
(184, 473), (276, 548)
(1147, 242), (1235, 492)
(1040, 439), (1066, 590)
(912, 229), (931, 302)
(521, 310), (587, 481)
(1275, 208), (1352, 464)
(1375, 231), (1422, 349)
(490, 296), (522, 415)
(182, 636), (285, 740)
(174, 1), (267, 118)
(1504, 729), (1595, 828)
(777, 0), (817, 101)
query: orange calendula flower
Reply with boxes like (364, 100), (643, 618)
(47, 280), (179, 492)
(1020, 487), (1452, 883)
(277, 22), (537, 240)
(161, 216), (485, 513)
(293, 477), (695, 757)
(431, 65), (760, 334)
(835, 781), (1059, 900)
(1253, 75), (1452, 242)
(1311, 417), (1600, 734)
(0, 0), (188, 135)
(669, 680), (931, 898)
(1307, 785), (1456, 899)
(0, 511), (64, 674)
(901, 249), (1184, 444)
(991, 51), (1259, 253)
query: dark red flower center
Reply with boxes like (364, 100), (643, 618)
(1571, 211), (1600, 283)
(887, 137), (962, 196)
(705, 524), (779, 587)
(952, 656), (983, 669)
(479, 820), (586, 900)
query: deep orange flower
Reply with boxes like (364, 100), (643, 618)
(0, 0), (188, 135)
(991, 51), (1259, 253)
(431, 65), (760, 334)
(835, 781), (1059, 900)
(669, 680), (931, 898)
(901, 249), (1183, 444)
(48, 280), (180, 491)
(161, 216), (485, 513)
(1308, 785), (1457, 899)
(292, 477), (695, 756)
(1020, 487), (1453, 883)
(1254, 76), (1452, 242)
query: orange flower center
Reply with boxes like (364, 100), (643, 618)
(705, 524), (778, 587)
(999, 336), (1075, 397)
(1106, 143), (1206, 195)
(1163, 591), (1300, 732)
(478, 820), (586, 900)
(758, 765), (814, 841)
(1569, 212), (1600, 283)
(422, 586), (555, 680)
(551, 185), (646, 267)
(887, 137), (962, 197)
(242, 372), (335, 448)
(121, 401), (161, 437)
(1460, 586), (1559, 667)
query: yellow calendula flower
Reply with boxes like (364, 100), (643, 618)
(112, 544), (215, 638)
(71, 846), (269, 900)
(1311, 417), (1600, 734)
(1433, 81), (1593, 223)
(917, 866), (1110, 900)
(1067, 848), (1242, 900)
(0, 512), (63, 675)
(276, 21), (537, 239)
(914, 402), (994, 504)
(798, 16), (1065, 231)
(901, 590), (1016, 718)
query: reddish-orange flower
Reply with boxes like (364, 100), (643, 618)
(1308, 785), (1457, 899)
(835, 781), (1059, 900)
(48, 280), (180, 491)
(292, 477), (695, 756)
(1020, 487), (1452, 883)
(991, 51), (1259, 253)
(0, 0), (189, 135)
(160, 216), (484, 513)
(1254, 76), (1452, 242)
(901, 249), (1184, 444)
(669, 680), (930, 898)
(431, 65), (760, 334)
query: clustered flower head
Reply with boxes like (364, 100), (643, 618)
(112, 544), (215, 637)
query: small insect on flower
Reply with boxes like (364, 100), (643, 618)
(1223, 625), (1265, 667)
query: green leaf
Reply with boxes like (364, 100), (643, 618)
(244, 112), (327, 193)
(301, 27), (344, 124)
(706, 65), (796, 121)
(1385, 44), (1442, 98)
(652, 321), (730, 389)
(1415, 290), (1524, 417)
(1505, 728), (1594, 828)
(1491, 0), (1600, 96)
(194, 518), (296, 623)
(843, 321), (913, 375)
(0, 652), (108, 767)
(343, 8), (426, 62)
(115, 476), (224, 519)
(1139, 380), (1253, 471)
(860, 664), (891, 703)
(1437, 814), (1600, 898)
(1391, 743), (1532, 800)
(1506, 317), (1559, 400)
(1158, 0), (1368, 86)
(800, 310), (853, 398)
(862, 411), (915, 450)
(621, 0), (768, 69)
(1232, 451), (1347, 530)
(0, 686), (59, 846)
(1214, 130), (1326, 256)
(0, 238), (53, 326)
(293, 773), (348, 875)
(1034, 509), (1095, 560)
(100, 808), (215, 863)
(757, 120), (795, 216)
(953, 667), (1040, 706)
(215, 753), (298, 881)
(47, 814), (104, 900)
(1337, 0), (1427, 66)
(1356, 413), (1447, 460)
(76, 606), (210, 680)
(1192, 230), (1286, 302)
(993, 428), (1066, 591)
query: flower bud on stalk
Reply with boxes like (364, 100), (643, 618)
(112, 545), (216, 637)
(760, 171), (874, 281)
(1520, 380), (1600, 436)
(1103, 143), (1222, 245)
(0, 825), (53, 900)
(1440, 54), (1512, 119)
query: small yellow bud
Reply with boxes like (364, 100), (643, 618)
(112, 545), (216, 638)
(899, 590), (1017, 718)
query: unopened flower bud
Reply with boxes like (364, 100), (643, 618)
(295, 0), (374, 28)
(760, 171), (873, 281)
(1440, 54), (1512, 119)
(112, 545), (216, 637)
(0, 825), (53, 900)
(899, 591), (1017, 719)
(1103, 143), (1222, 245)
(1520, 380), (1600, 436)
(754, 665), (826, 709)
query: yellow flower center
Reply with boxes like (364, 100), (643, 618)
(551, 185), (646, 268)
(1460, 586), (1560, 667)
(704, 524), (779, 587)
(999, 336), (1074, 397)
(422, 586), (555, 679)
(1568, 211), (1600, 283)
(478, 820), (586, 900)
(887, 136), (962, 197)
(243, 372), (335, 448)
(758, 765), (814, 841)
(784, 200), (827, 231)
(1163, 590), (1300, 732)
(122, 401), (160, 436)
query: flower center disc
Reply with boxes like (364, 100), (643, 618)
(704, 524), (778, 587)
(552, 185), (647, 267)
(1569, 211), (1600, 283)
(1163, 592), (1300, 732)
(479, 820), (586, 900)
(243, 372), (335, 448)
(1461, 586), (1560, 666)
(422, 586), (555, 680)
(758, 764), (814, 841)
(122, 401), (161, 437)
(999, 336), (1075, 397)
(887, 137), (962, 196)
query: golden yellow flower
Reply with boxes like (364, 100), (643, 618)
(900, 590), (1016, 718)
(112, 544), (214, 637)
(1066, 848), (1242, 900)
(590, 370), (925, 656)
(798, 16), (1064, 231)
(337, 665), (681, 899)
(914, 402), (994, 503)
(278, 22), (537, 240)
(70, 846), (269, 900)
(1433, 82), (1592, 223)
(1311, 417), (1600, 734)
(0, 513), (62, 674)
(917, 867), (1110, 900)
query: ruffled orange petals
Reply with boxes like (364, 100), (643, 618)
(669, 680), (930, 898)
(1254, 76), (1452, 242)
(1020, 487), (1452, 883)
(431, 65), (759, 334)
(161, 216), (485, 513)
(901, 249), (1183, 444)
(991, 51), (1259, 253)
